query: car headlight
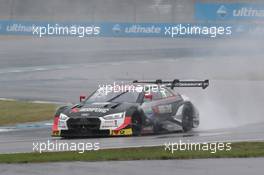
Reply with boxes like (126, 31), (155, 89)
(59, 113), (69, 121)
(58, 113), (69, 130)
(103, 112), (125, 120)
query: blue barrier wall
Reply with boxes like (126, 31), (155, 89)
(0, 0), (194, 23)
(0, 20), (239, 38)
(195, 2), (264, 21)
(0, 0), (263, 38)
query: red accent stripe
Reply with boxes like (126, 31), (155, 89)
(52, 116), (59, 131)
(71, 108), (79, 113)
(114, 116), (131, 131)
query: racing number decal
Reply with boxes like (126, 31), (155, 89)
(110, 128), (132, 136)
(157, 104), (172, 114)
(120, 130), (125, 135)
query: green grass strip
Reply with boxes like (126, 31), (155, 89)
(0, 100), (57, 125)
(0, 142), (263, 163)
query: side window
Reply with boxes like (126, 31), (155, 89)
(143, 86), (162, 102)
(160, 88), (174, 99)
(151, 91), (162, 100)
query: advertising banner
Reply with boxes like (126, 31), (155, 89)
(0, 20), (233, 38)
(0, 20), (262, 38)
(195, 2), (264, 21)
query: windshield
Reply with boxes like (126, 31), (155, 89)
(85, 88), (140, 104)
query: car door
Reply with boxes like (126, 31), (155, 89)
(141, 87), (176, 122)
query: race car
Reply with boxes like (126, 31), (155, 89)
(51, 79), (209, 137)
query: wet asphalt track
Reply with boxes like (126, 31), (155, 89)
(0, 37), (264, 154)
(0, 122), (264, 153)
(1, 158), (264, 175)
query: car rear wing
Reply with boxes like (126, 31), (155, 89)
(133, 79), (209, 89)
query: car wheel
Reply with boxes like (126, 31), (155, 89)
(182, 109), (193, 132)
(153, 121), (162, 134)
(132, 115), (142, 136)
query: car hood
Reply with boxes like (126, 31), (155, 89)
(62, 102), (136, 118)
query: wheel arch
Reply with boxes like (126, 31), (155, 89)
(54, 106), (69, 116)
(127, 106), (146, 125)
(181, 101), (197, 131)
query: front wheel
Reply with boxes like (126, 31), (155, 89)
(153, 121), (162, 134)
(131, 115), (142, 136)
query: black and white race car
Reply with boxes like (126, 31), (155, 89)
(52, 79), (209, 137)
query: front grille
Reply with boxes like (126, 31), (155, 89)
(67, 117), (100, 130)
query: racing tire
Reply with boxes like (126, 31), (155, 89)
(131, 115), (142, 136)
(153, 121), (162, 134)
(182, 107), (193, 132)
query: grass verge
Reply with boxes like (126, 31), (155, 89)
(0, 142), (264, 163)
(0, 100), (57, 125)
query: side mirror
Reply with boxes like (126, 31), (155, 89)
(144, 93), (153, 101)
(79, 95), (86, 102)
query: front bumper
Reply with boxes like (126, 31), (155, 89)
(52, 116), (132, 137)
(52, 128), (133, 137)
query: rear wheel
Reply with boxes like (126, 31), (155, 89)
(182, 108), (193, 132)
(131, 115), (142, 136)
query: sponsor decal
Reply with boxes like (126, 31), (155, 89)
(110, 128), (132, 136)
(80, 108), (109, 113)
(99, 115), (130, 130)
(124, 25), (161, 34)
(195, 2), (264, 20)
(58, 113), (69, 130)
(99, 117), (125, 130)
(158, 104), (172, 114)
(100, 120), (118, 128)
(7, 23), (34, 32)
(217, 5), (228, 18)
(112, 24), (121, 34)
